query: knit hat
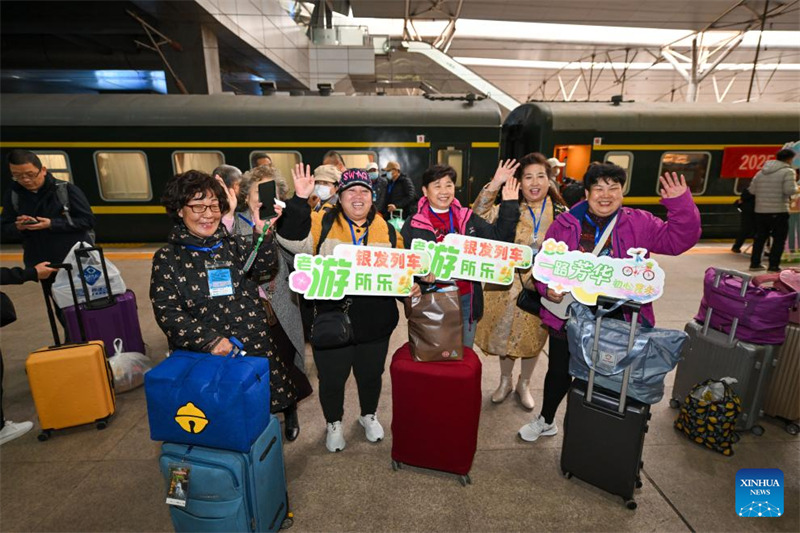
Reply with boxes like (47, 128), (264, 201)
(338, 168), (373, 192)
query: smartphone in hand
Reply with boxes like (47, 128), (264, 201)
(21, 217), (39, 225)
(258, 181), (277, 220)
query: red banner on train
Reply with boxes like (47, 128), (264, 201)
(720, 146), (782, 178)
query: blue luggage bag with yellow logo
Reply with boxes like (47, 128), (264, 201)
(159, 415), (292, 532)
(145, 343), (271, 452)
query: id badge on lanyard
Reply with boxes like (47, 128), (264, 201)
(205, 259), (234, 297)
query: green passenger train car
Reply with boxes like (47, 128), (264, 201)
(501, 102), (800, 239)
(0, 94), (502, 243)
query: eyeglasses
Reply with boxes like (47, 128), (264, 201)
(11, 170), (42, 181)
(186, 204), (221, 214)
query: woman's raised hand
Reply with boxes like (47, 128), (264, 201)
(659, 171), (688, 199)
(501, 177), (521, 201)
(291, 163), (315, 199)
(488, 159), (520, 190)
(215, 175), (237, 214)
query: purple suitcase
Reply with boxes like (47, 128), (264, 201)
(62, 246), (145, 355)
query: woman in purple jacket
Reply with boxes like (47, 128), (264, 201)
(518, 163), (701, 442)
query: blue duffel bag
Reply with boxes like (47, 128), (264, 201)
(145, 338), (271, 452)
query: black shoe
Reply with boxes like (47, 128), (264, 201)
(731, 246), (742, 254)
(284, 406), (300, 442)
(767, 267), (781, 273)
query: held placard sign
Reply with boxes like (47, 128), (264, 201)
(532, 239), (666, 305)
(289, 245), (430, 299)
(410, 234), (533, 285)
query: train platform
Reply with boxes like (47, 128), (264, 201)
(0, 242), (797, 533)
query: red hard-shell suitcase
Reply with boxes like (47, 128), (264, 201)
(62, 245), (145, 354)
(389, 342), (481, 485)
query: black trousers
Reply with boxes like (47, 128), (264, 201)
(540, 332), (572, 425)
(313, 337), (391, 424)
(751, 213), (790, 269)
(733, 210), (755, 250)
(1, 348), (5, 425)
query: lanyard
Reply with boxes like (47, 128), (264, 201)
(584, 213), (612, 247)
(184, 241), (223, 254)
(387, 180), (395, 196)
(237, 213), (255, 228)
(428, 206), (455, 235)
(345, 217), (368, 246)
(526, 197), (548, 243)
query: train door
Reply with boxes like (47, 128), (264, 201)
(432, 142), (470, 204)
(553, 144), (591, 183)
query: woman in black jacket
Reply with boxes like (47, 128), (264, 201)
(150, 170), (300, 417)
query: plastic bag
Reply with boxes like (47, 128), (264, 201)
(51, 242), (127, 308)
(108, 338), (152, 393)
(387, 209), (404, 232)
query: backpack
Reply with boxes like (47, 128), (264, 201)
(315, 210), (397, 254)
(12, 181), (95, 243)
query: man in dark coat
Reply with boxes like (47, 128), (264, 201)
(382, 161), (417, 218)
(1, 150), (95, 269)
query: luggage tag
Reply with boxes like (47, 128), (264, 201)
(205, 260), (234, 298)
(166, 464), (191, 507)
(596, 350), (618, 374)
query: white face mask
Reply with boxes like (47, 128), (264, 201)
(314, 184), (333, 201)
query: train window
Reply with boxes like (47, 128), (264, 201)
(603, 152), (633, 194)
(172, 151), (224, 175)
(338, 151), (377, 170)
(33, 151), (72, 182)
(657, 152), (711, 195)
(94, 151), (152, 201)
(249, 151), (302, 195)
(437, 148), (464, 188)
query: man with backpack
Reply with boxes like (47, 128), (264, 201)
(2, 149), (95, 333)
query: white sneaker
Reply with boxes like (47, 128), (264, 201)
(518, 415), (558, 442)
(0, 420), (34, 445)
(359, 414), (384, 443)
(326, 421), (346, 453)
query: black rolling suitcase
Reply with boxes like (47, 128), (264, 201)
(560, 298), (651, 510)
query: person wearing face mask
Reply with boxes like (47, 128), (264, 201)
(401, 164), (521, 348)
(382, 161), (417, 218)
(150, 171), (302, 427)
(473, 154), (567, 410)
(222, 166), (313, 443)
(517, 162), (701, 443)
(308, 164), (341, 213)
(366, 162), (388, 214)
(277, 166), (405, 453)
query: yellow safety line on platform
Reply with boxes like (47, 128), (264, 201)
(471, 142), (500, 148)
(0, 141), (431, 149)
(594, 144), (780, 151)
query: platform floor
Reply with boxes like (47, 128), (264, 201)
(0, 244), (797, 533)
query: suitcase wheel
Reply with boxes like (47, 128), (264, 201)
(458, 474), (471, 487)
(625, 499), (637, 510)
(751, 425), (765, 437)
(786, 423), (799, 436)
(37, 430), (52, 442)
(561, 470), (572, 480)
(668, 399), (680, 409)
(636, 479), (643, 489)
(391, 460), (402, 472)
(96, 420), (108, 431)
(280, 516), (294, 530)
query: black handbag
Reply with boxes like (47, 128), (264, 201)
(310, 299), (355, 349)
(515, 273), (541, 316)
(1, 291), (17, 327)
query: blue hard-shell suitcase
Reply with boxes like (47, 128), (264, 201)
(159, 416), (291, 533)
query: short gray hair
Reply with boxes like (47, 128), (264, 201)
(237, 165), (288, 210)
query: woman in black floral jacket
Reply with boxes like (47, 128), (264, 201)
(150, 170), (300, 415)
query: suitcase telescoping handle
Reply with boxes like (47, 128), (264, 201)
(586, 296), (642, 414)
(42, 263), (87, 347)
(702, 268), (750, 346)
(73, 244), (116, 310)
